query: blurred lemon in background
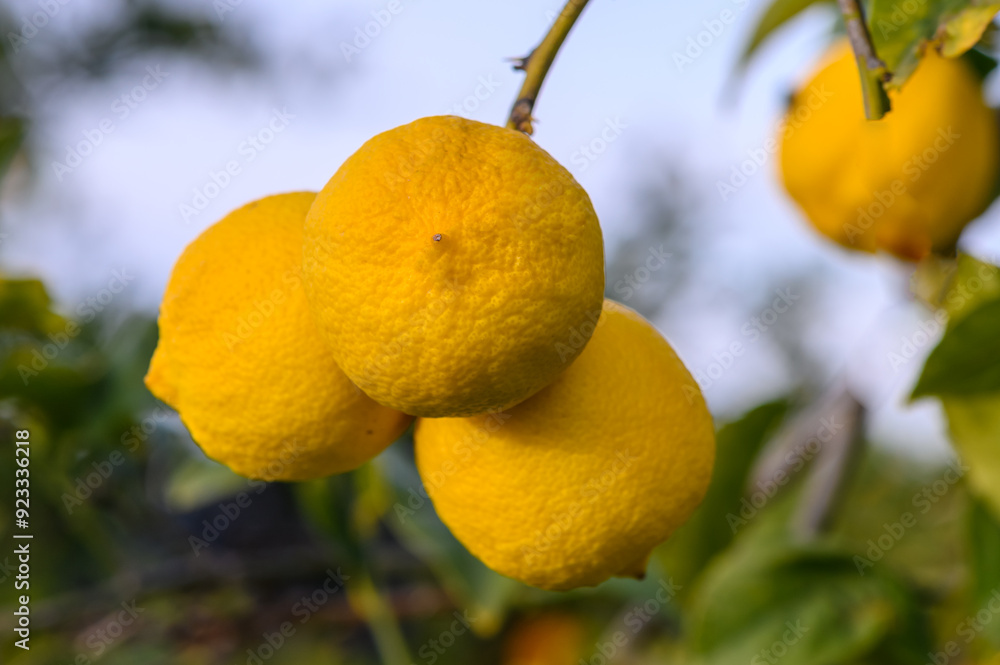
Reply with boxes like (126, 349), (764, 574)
(779, 41), (999, 260)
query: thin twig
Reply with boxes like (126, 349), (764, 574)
(348, 564), (415, 665)
(506, 0), (591, 134)
(794, 392), (867, 538)
(836, 0), (892, 119)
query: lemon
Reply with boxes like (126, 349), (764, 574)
(145, 192), (412, 481)
(303, 115), (605, 418)
(779, 41), (999, 260)
(414, 300), (715, 591)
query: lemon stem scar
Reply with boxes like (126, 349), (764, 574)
(433, 233), (443, 242)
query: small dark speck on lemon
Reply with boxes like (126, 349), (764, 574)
(366, 429), (374, 435)
(433, 233), (443, 242)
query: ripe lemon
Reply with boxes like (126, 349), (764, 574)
(779, 41), (999, 260)
(303, 115), (605, 418)
(145, 192), (412, 481)
(414, 300), (715, 591)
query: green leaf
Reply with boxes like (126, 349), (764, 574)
(0, 116), (24, 181)
(911, 298), (1000, 398)
(939, 2), (1000, 57)
(868, 0), (1000, 89)
(689, 543), (931, 665)
(967, 495), (1000, 646)
(943, 395), (1000, 521)
(945, 254), (1000, 322)
(0, 278), (66, 335)
(656, 400), (788, 590)
(740, 0), (834, 65)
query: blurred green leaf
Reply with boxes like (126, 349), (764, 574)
(657, 400), (787, 590)
(943, 395), (1000, 521)
(0, 278), (66, 335)
(912, 298), (1000, 398)
(869, 0), (1000, 88)
(163, 455), (249, 512)
(689, 543), (931, 665)
(0, 116), (24, 181)
(740, 0), (833, 65)
(944, 254), (1000, 321)
(295, 473), (364, 564)
(967, 495), (1000, 647)
(938, 3), (1000, 56)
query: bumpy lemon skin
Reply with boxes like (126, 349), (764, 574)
(303, 116), (606, 418)
(145, 192), (413, 481)
(414, 300), (715, 591)
(779, 41), (999, 261)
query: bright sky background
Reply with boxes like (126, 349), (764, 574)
(4, 0), (1000, 459)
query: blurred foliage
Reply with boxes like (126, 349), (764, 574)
(742, 0), (1000, 118)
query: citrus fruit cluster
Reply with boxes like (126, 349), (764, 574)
(779, 41), (999, 261)
(146, 115), (715, 590)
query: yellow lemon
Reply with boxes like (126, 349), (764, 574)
(414, 300), (715, 591)
(303, 115), (605, 418)
(146, 192), (412, 481)
(779, 41), (999, 260)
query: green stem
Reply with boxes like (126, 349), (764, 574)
(836, 0), (892, 120)
(506, 0), (591, 134)
(349, 565), (413, 665)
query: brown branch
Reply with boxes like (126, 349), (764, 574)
(506, 0), (591, 134)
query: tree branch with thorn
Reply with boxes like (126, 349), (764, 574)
(837, 0), (893, 120)
(506, 0), (591, 134)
